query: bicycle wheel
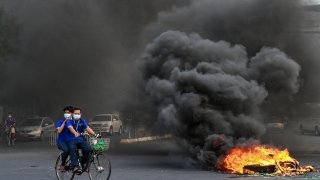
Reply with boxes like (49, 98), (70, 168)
(8, 132), (15, 146)
(6, 133), (11, 146)
(11, 135), (15, 146)
(88, 153), (111, 180)
(55, 153), (74, 180)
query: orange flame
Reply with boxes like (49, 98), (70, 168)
(216, 145), (314, 176)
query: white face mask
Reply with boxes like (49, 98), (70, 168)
(8, 115), (12, 118)
(64, 113), (72, 119)
(73, 114), (81, 120)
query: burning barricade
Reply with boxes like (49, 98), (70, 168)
(216, 145), (315, 176)
(197, 135), (315, 176)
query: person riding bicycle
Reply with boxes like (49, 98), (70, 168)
(56, 106), (73, 172)
(4, 113), (16, 140)
(66, 107), (98, 173)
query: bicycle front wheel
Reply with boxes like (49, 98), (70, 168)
(55, 153), (74, 180)
(6, 133), (11, 146)
(88, 153), (111, 180)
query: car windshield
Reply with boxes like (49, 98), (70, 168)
(92, 116), (111, 122)
(21, 118), (42, 126)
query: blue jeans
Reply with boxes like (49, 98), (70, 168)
(57, 142), (69, 166)
(67, 140), (91, 168)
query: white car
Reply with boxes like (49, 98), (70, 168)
(17, 117), (55, 140)
(266, 121), (287, 134)
(267, 122), (286, 129)
(89, 114), (123, 135)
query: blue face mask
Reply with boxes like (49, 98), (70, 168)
(64, 113), (71, 119)
(73, 114), (81, 120)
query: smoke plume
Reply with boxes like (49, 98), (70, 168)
(138, 0), (305, 165)
(0, 0), (188, 118)
(140, 30), (300, 143)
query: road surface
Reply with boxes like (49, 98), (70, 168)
(0, 131), (319, 180)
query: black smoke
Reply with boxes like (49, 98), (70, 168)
(137, 0), (308, 165)
(0, 0), (189, 118)
(142, 0), (320, 114)
(140, 30), (300, 144)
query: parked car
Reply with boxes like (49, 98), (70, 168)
(266, 116), (288, 133)
(89, 114), (123, 136)
(299, 118), (320, 136)
(267, 122), (286, 131)
(16, 116), (55, 140)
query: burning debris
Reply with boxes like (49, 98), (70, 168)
(216, 145), (315, 176)
(197, 135), (315, 176)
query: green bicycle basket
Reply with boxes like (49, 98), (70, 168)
(92, 139), (109, 152)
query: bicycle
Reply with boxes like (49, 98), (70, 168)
(1, 126), (15, 147)
(55, 133), (111, 180)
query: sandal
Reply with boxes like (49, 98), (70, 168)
(82, 168), (89, 173)
(59, 165), (66, 172)
(72, 166), (80, 173)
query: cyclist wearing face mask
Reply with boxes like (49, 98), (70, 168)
(55, 106), (73, 172)
(66, 107), (97, 173)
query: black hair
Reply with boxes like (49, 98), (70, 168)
(63, 106), (74, 112)
(72, 107), (82, 113)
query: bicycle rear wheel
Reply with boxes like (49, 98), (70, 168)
(88, 153), (111, 180)
(55, 153), (74, 180)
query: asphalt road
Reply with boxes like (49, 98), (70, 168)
(0, 131), (320, 180)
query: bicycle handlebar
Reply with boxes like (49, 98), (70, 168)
(80, 132), (101, 138)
